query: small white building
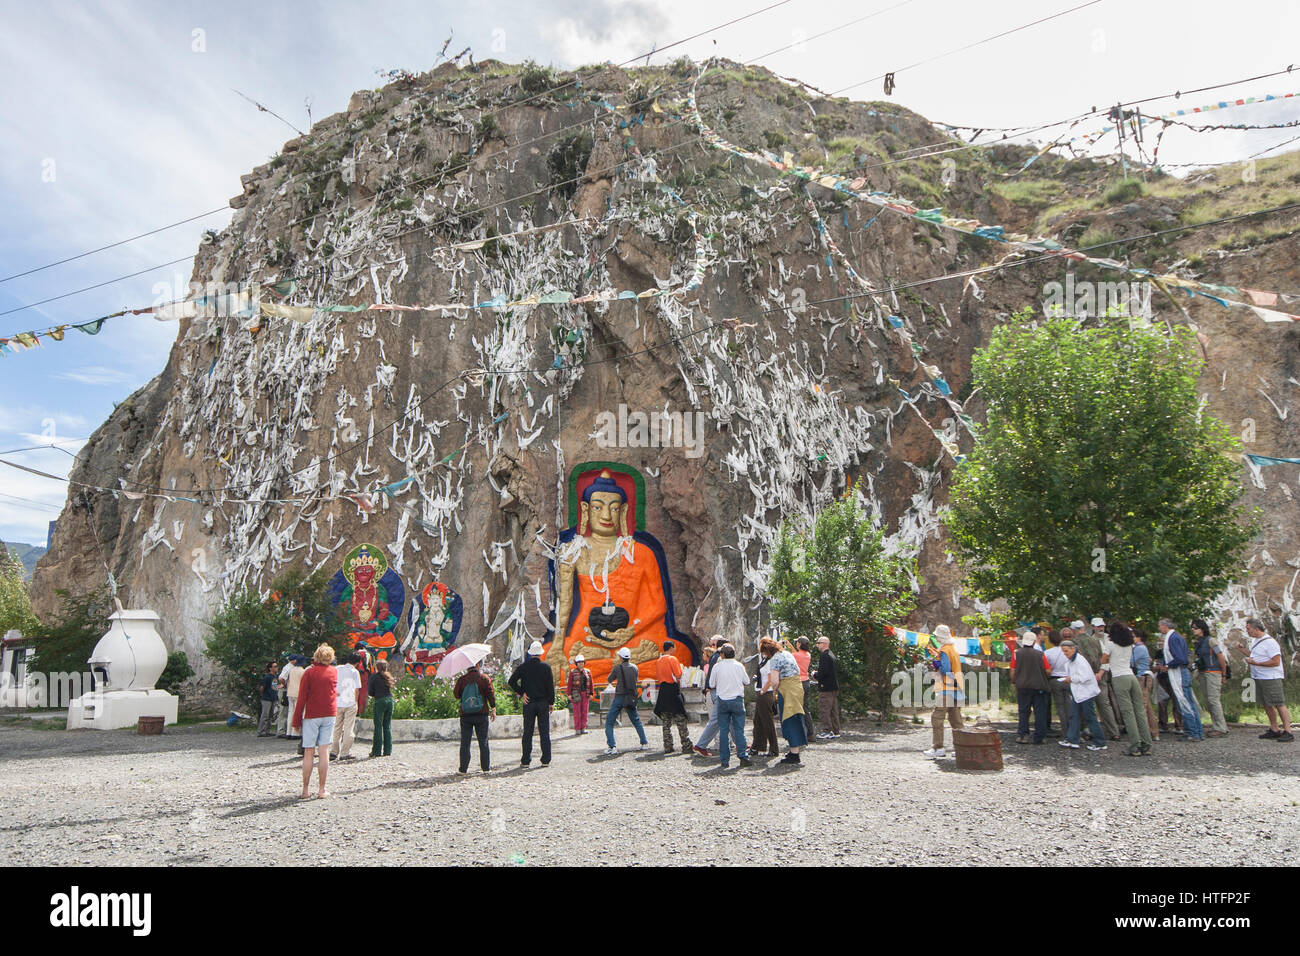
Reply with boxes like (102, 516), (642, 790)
(0, 629), (40, 707)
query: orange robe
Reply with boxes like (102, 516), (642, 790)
(551, 538), (689, 685)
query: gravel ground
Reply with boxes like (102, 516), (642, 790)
(0, 717), (1294, 866)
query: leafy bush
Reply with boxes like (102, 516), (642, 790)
(204, 569), (347, 710)
(668, 56), (695, 78)
(1104, 179), (1144, 204)
(767, 484), (919, 718)
(27, 589), (112, 678)
(157, 651), (194, 697)
(519, 60), (556, 94)
(547, 130), (593, 200)
(364, 662), (569, 720)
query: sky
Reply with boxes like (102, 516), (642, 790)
(2, 0), (1299, 545)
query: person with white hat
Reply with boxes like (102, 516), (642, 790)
(566, 654), (593, 734)
(1045, 627), (1075, 736)
(508, 640), (556, 767)
(1075, 617), (1120, 741)
(1011, 626), (1051, 744)
(923, 624), (965, 758)
(603, 646), (649, 755)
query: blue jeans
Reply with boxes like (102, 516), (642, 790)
(604, 695), (647, 749)
(696, 691), (720, 749)
(1169, 667), (1205, 739)
(1067, 697), (1104, 745)
(716, 696), (748, 765)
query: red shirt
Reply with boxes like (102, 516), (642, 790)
(656, 655), (683, 684)
(1010, 646), (1051, 674)
(793, 650), (811, 680)
(293, 663), (338, 724)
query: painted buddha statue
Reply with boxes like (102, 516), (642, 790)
(544, 468), (694, 684)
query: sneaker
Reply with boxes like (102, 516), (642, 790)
(1015, 735), (1030, 745)
(829, 733), (841, 739)
(1259, 729), (1280, 739)
(738, 758), (753, 768)
(779, 753), (801, 764)
(817, 732), (834, 739)
(637, 743), (648, 752)
(692, 745), (714, 757)
(1139, 743), (1151, 755)
(664, 747), (676, 754)
(603, 747), (618, 756)
(1277, 731), (1295, 742)
(1125, 746), (1142, 756)
(457, 769), (467, 775)
(1058, 741), (1080, 749)
(520, 761), (530, 768)
(922, 747), (946, 758)
(1205, 730), (1228, 738)
(540, 760), (550, 767)
(1087, 744), (1107, 751)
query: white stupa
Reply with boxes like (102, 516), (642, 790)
(66, 610), (178, 730)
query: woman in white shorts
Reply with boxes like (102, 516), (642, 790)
(293, 644), (339, 798)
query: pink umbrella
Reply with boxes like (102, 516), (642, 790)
(434, 643), (492, 680)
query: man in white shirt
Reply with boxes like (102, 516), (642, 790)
(1058, 640), (1107, 751)
(707, 643), (752, 769)
(1235, 618), (1293, 742)
(331, 653), (364, 760)
(1045, 628), (1073, 737)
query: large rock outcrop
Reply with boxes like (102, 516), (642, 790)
(31, 59), (1300, 699)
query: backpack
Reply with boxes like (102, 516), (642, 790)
(460, 677), (486, 714)
(614, 662), (638, 696)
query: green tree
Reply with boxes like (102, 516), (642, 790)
(0, 548), (37, 636)
(204, 568), (347, 709)
(944, 312), (1255, 624)
(767, 485), (918, 718)
(26, 588), (112, 677)
(157, 651), (194, 697)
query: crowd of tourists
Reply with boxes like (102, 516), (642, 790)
(257, 613), (1289, 795)
(927, 615), (1293, 759)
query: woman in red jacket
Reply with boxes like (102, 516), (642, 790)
(294, 644), (339, 799)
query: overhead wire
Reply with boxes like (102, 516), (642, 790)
(0, 0), (798, 290)
(11, 194), (1300, 504)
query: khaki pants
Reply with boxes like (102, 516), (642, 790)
(331, 704), (357, 757)
(1112, 673), (1152, 749)
(1138, 674), (1160, 738)
(1095, 672), (1120, 739)
(285, 696), (299, 736)
(1051, 682), (1073, 733)
(931, 704), (964, 749)
(1200, 671), (1227, 733)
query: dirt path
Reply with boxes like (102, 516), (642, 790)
(0, 719), (1293, 866)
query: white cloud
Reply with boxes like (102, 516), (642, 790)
(53, 366), (138, 386)
(16, 433), (87, 450)
(0, 407), (88, 440)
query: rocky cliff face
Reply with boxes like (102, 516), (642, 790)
(31, 59), (1300, 698)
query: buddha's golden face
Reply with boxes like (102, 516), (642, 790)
(584, 491), (625, 537)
